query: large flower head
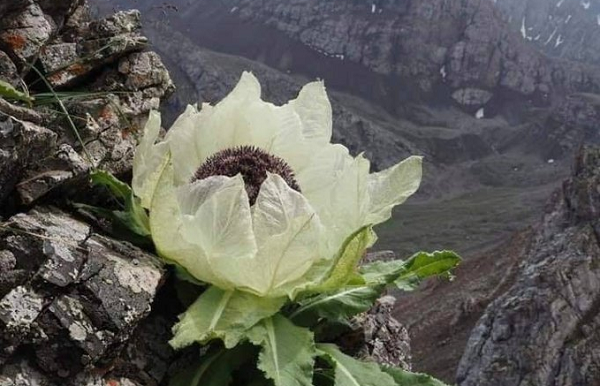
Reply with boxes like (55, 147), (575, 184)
(133, 72), (422, 299)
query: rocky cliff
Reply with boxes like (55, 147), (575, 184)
(0, 1), (178, 384)
(494, 0), (600, 67)
(456, 145), (600, 386)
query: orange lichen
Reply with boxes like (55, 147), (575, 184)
(66, 62), (90, 76)
(1, 33), (27, 50)
(98, 105), (115, 121)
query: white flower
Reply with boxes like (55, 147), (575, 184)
(132, 72), (422, 298)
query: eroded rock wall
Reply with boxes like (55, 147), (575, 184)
(457, 146), (600, 386)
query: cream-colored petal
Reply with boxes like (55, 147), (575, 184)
(250, 173), (325, 297)
(149, 156), (227, 288)
(193, 72), (278, 159)
(366, 156), (423, 225)
(300, 153), (371, 255)
(267, 81), (333, 172)
(295, 143), (354, 195)
(287, 80), (332, 144)
(164, 105), (203, 185)
(132, 110), (169, 208)
(179, 174), (258, 290)
(176, 175), (235, 215)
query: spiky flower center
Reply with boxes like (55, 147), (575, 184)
(193, 146), (301, 205)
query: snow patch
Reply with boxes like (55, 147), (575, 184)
(566, 14), (572, 23)
(557, 0), (565, 7)
(555, 34), (564, 47)
(582, 1), (591, 10)
(440, 65), (447, 79)
(475, 108), (485, 119)
(521, 17), (528, 39)
(230, 6), (238, 13)
(371, 3), (376, 13)
(545, 27), (558, 45)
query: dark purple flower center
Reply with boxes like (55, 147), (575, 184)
(193, 146), (301, 205)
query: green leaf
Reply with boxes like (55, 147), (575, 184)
(84, 170), (151, 237)
(289, 284), (384, 324)
(90, 170), (131, 200)
(125, 192), (150, 235)
(173, 264), (206, 286)
(0, 79), (34, 105)
(313, 226), (374, 292)
(169, 344), (255, 386)
(170, 286), (286, 349)
(247, 314), (316, 386)
(73, 202), (150, 240)
(360, 251), (461, 291)
(317, 344), (397, 386)
(380, 366), (450, 386)
(359, 260), (406, 285)
(394, 250), (461, 291)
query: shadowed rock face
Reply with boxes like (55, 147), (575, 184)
(456, 146), (600, 386)
(494, 0), (600, 67)
(94, 0), (600, 189)
(98, 0), (600, 108)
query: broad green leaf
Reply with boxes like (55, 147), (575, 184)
(247, 314), (316, 386)
(0, 79), (34, 105)
(169, 344), (255, 386)
(312, 226), (374, 292)
(360, 251), (461, 291)
(290, 284), (384, 324)
(359, 260), (406, 285)
(170, 286), (286, 349)
(394, 251), (461, 291)
(90, 170), (132, 200)
(317, 344), (397, 386)
(381, 366), (450, 386)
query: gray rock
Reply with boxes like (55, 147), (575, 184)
(0, 51), (19, 87)
(0, 207), (164, 383)
(348, 295), (412, 370)
(456, 146), (600, 386)
(0, 99), (43, 124)
(16, 144), (89, 205)
(0, 116), (57, 207)
(0, 1), (173, 208)
(0, 2), (55, 67)
(45, 11), (148, 87)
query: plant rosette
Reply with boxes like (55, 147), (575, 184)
(107, 72), (459, 386)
